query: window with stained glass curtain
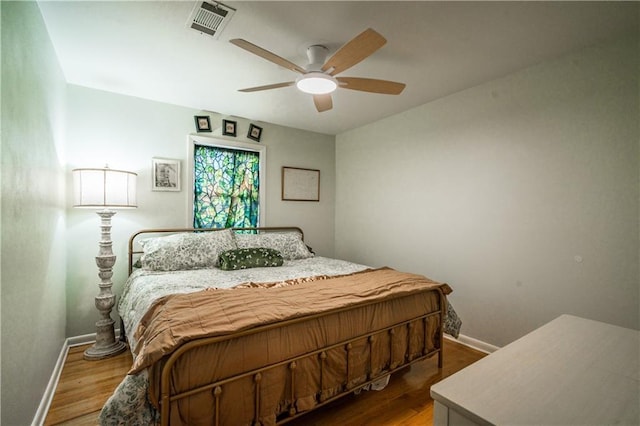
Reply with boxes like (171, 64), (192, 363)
(193, 144), (260, 228)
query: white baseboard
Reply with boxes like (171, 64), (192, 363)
(67, 332), (100, 347)
(31, 338), (70, 426)
(32, 330), (121, 426)
(445, 332), (500, 354)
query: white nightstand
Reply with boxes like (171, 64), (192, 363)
(431, 314), (639, 425)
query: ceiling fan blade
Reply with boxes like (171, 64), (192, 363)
(238, 82), (295, 92)
(313, 94), (333, 112)
(230, 39), (306, 74)
(337, 77), (405, 95)
(321, 28), (386, 76)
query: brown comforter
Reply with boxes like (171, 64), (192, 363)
(132, 267), (450, 425)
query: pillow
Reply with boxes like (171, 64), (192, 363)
(219, 247), (284, 270)
(234, 231), (313, 260)
(140, 229), (237, 271)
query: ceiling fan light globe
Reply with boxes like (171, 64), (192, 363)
(296, 73), (338, 95)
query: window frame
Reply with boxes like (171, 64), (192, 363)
(188, 134), (266, 227)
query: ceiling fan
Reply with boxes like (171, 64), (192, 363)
(230, 28), (406, 112)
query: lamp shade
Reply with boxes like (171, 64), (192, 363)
(73, 167), (137, 208)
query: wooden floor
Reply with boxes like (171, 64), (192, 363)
(44, 339), (486, 425)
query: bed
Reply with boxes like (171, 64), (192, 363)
(99, 227), (461, 426)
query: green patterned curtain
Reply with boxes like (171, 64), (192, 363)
(193, 145), (260, 228)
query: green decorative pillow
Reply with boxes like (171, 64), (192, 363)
(219, 247), (284, 271)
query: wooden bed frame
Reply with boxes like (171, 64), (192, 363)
(125, 227), (447, 426)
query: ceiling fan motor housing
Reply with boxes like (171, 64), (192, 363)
(306, 45), (330, 72)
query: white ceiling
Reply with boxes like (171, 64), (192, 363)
(38, 1), (638, 135)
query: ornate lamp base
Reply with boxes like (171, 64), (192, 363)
(84, 209), (128, 361)
(84, 336), (127, 360)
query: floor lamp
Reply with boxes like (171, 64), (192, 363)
(72, 166), (137, 360)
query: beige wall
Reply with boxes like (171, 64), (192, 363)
(1, 2), (68, 424)
(335, 36), (639, 347)
(64, 85), (336, 337)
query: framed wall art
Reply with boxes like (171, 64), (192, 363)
(194, 115), (212, 132)
(152, 157), (181, 191)
(223, 119), (237, 136)
(282, 166), (320, 201)
(247, 123), (263, 142)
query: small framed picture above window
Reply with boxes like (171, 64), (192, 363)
(194, 115), (212, 132)
(223, 119), (237, 137)
(152, 157), (181, 191)
(247, 124), (263, 142)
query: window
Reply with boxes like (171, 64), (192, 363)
(190, 136), (265, 228)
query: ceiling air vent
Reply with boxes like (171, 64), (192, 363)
(187, 1), (235, 39)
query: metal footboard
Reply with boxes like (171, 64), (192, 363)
(158, 288), (447, 425)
